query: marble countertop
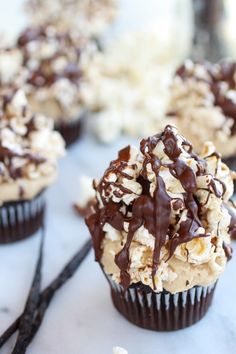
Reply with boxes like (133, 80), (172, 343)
(0, 1), (235, 353)
(0, 132), (236, 354)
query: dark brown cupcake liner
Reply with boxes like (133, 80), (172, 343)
(0, 192), (46, 244)
(106, 276), (216, 331)
(55, 116), (84, 147)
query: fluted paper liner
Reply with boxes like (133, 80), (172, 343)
(106, 275), (216, 331)
(0, 192), (45, 244)
(56, 115), (84, 147)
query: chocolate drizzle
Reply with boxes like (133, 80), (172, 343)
(17, 26), (83, 88)
(0, 92), (47, 181)
(223, 241), (233, 261)
(115, 175), (172, 289)
(86, 125), (232, 290)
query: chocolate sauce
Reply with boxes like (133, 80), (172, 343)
(86, 126), (232, 290)
(115, 174), (171, 289)
(17, 26), (83, 88)
(168, 194), (207, 258)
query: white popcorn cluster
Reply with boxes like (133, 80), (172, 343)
(82, 30), (175, 143)
(25, 0), (118, 38)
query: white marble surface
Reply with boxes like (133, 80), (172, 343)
(0, 1), (236, 354)
(0, 131), (236, 354)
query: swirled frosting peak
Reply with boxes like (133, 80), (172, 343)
(86, 125), (235, 293)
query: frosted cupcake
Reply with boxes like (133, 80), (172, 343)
(168, 60), (236, 168)
(17, 25), (94, 146)
(24, 0), (117, 41)
(86, 125), (235, 331)
(0, 89), (64, 243)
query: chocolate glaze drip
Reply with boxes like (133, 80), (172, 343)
(176, 61), (236, 134)
(17, 26), (83, 88)
(168, 194), (206, 259)
(86, 126), (231, 290)
(87, 201), (125, 261)
(154, 127), (207, 258)
(115, 174), (171, 289)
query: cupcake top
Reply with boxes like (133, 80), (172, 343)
(17, 25), (95, 123)
(169, 59), (236, 157)
(25, 0), (117, 38)
(82, 30), (173, 143)
(0, 89), (65, 204)
(0, 48), (26, 89)
(86, 125), (234, 294)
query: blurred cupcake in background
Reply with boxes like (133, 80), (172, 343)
(0, 47), (27, 89)
(0, 89), (65, 243)
(24, 0), (117, 43)
(86, 125), (235, 330)
(17, 25), (95, 146)
(82, 30), (174, 143)
(113, 347), (128, 354)
(168, 59), (236, 170)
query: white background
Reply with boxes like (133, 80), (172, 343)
(0, 1), (235, 354)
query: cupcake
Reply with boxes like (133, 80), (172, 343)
(24, 0), (117, 42)
(168, 59), (236, 170)
(0, 89), (64, 243)
(17, 25), (95, 146)
(86, 125), (235, 331)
